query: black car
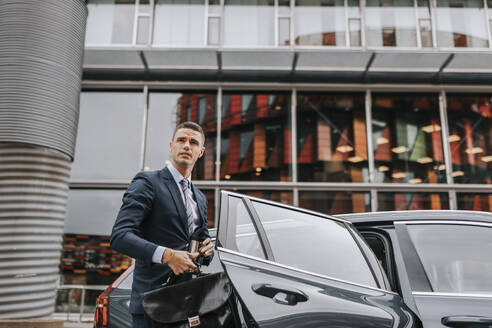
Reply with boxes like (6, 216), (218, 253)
(338, 210), (492, 328)
(94, 191), (492, 327)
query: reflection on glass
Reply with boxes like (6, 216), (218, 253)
(297, 93), (368, 182)
(72, 92), (144, 181)
(60, 234), (132, 285)
(435, 0), (489, 48)
(208, 17), (221, 45)
(407, 224), (492, 293)
(224, 0), (275, 46)
(85, 0), (136, 45)
(365, 0), (417, 47)
(252, 201), (378, 287)
(220, 92), (292, 181)
(294, 0), (348, 46)
(378, 192), (449, 210)
(136, 16), (150, 44)
(145, 92), (217, 180)
(447, 95), (492, 184)
(349, 18), (362, 46)
(279, 17), (291, 46)
(236, 190), (293, 204)
(153, 0), (205, 45)
(457, 193), (492, 211)
(299, 191), (370, 214)
(202, 190), (216, 227)
(372, 94), (446, 183)
(417, 0), (433, 47)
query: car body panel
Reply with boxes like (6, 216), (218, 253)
(108, 288), (132, 328)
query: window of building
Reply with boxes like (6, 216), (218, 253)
(235, 190), (293, 204)
(372, 94), (446, 184)
(223, 0), (275, 46)
(435, 0), (489, 48)
(365, 0), (418, 47)
(457, 193), (492, 211)
(71, 92), (144, 182)
(220, 92), (292, 181)
(299, 191), (371, 214)
(378, 192), (450, 210)
(294, 0), (356, 46)
(153, 0), (206, 46)
(85, 0), (137, 45)
(297, 93), (369, 182)
(446, 94), (492, 184)
(417, 0), (433, 47)
(146, 92), (217, 180)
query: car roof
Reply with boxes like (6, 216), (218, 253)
(336, 210), (492, 225)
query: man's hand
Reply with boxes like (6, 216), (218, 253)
(199, 238), (214, 257)
(162, 249), (199, 275)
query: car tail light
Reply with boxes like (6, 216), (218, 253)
(94, 263), (134, 328)
(94, 286), (113, 328)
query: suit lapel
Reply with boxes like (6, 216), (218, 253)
(191, 183), (207, 223)
(161, 167), (189, 235)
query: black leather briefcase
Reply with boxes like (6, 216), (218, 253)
(141, 272), (238, 328)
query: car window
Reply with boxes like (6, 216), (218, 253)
(229, 196), (266, 259)
(407, 224), (492, 294)
(251, 200), (378, 288)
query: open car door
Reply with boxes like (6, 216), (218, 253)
(216, 191), (420, 328)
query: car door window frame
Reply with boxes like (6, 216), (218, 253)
(399, 220), (492, 297)
(218, 190), (392, 292)
(395, 222), (434, 293)
(360, 229), (397, 291)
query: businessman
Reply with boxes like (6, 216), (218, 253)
(110, 121), (214, 328)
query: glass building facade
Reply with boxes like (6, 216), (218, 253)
(64, 0), (492, 286)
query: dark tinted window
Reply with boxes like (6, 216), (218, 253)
(407, 224), (492, 293)
(252, 201), (377, 287)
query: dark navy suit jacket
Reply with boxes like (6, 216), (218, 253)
(110, 166), (211, 314)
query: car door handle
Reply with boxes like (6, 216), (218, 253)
(442, 315), (492, 327)
(251, 283), (308, 305)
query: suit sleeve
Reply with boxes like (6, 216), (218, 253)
(110, 172), (158, 265)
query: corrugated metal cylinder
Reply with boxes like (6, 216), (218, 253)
(0, 0), (87, 159)
(0, 146), (71, 319)
(0, 0), (87, 319)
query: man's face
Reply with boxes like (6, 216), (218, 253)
(169, 128), (205, 170)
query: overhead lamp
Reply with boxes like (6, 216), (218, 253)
(465, 147), (483, 154)
(392, 172), (406, 179)
(377, 137), (389, 145)
(417, 157), (433, 164)
(225, 174), (231, 180)
(452, 171), (464, 177)
(255, 172), (261, 176)
(448, 135), (461, 142)
(348, 156), (364, 163)
(422, 124), (441, 133)
(275, 106), (282, 111)
(256, 167), (262, 172)
(378, 165), (390, 172)
(409, 178), (422, 184)
(336, 145), (354, 153)
(481, 155), (492, 163)
(433, 164), (446, 171)
(392, 146), (409, 154)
